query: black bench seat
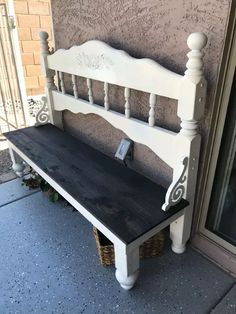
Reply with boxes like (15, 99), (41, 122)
(4, 124), (188, 245)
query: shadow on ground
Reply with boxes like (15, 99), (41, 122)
(0, 179), (235, 314)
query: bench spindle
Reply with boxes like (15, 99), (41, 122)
(87, 78), (94, 104)
(104, 82), (109, 110)
(124, 87), (130, 118)
(72, 74), (79, 99)
(59, 71), (65, 94)
(148, 93), (157, 127)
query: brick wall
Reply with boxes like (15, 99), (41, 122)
(14, 0), (53, 96)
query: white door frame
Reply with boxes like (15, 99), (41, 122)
(6, 0), (30, 126)
(192, 5), (236, 275)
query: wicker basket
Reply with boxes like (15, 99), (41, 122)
(93, 227), (165, 266)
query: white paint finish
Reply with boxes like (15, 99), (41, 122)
(71, 75), (78, 99)
(185, 32), (208, 84)
(170, 214), (187, 254)
(8, 144), (24, 177)
(104, 82), (109, 110)
(114, 245), (139, 277)
(35, 96), (50, 126)
(47, 40), (182, 99)
(162, 156), (188, 211)
(178, 77), (207, 122)
(52, 90), (177, 167)
(86, 78), (94, 104)
(39, 31), (62, 129)
(166, 33), (208, 249)
(59, 71), (65, 94)
(148, 93), (157, 127)
(169, 135), (202, 251)
(178, 33), (208, 122)
(114, 245), (139, 289)
(7, 0), (30, 126)
(115, 270), (139, 290)
(124, 87), (130, 118)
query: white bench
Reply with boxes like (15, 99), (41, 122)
(4, 31), (207, 290)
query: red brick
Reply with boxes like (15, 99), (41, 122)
(22, 40), (40, 53)
(18, 15), (40, 28)
(26, 65), (42, 76)
(38, 75), (45, 87)
(21, 53), (34, 65)
(31, 27), (51, 41)
(28, 2), (49, 15)
(40, 15), (51, 28)
(25, 76), (39, 89)
(14, 1), (28, 14)
(17, 28), (31, 40)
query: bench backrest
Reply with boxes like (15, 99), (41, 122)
(37, 31), (207, 211)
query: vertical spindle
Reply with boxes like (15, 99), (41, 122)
(72, 75), (78, 99)
(59, 71), (65, 94)
(104, 82), (109, 110)
(124, 87), (130, 118)
(87, 78), (94, 104)
(148, 93), (157, 126)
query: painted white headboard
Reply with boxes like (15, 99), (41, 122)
(37, 31), (207, 211)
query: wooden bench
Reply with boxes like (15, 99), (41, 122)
(4, 31), (207, 290)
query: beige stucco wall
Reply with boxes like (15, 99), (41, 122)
(50, 0), (232, 190)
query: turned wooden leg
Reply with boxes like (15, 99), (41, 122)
(170, 208), (192, 254)
(8, 145), (24, 177)
(114, 244), (139, 290)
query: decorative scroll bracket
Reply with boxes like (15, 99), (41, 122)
(162, 156), (188, 211)
(35, 96), (50, 127)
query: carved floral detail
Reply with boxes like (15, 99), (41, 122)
(75, 52), (113, 70)
(35, 96), (50, 126)
(162, 156), (188, 211)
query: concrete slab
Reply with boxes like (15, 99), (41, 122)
(0, 192), (235, 314)
(0, 171), (16, 184)
(211, 283), (236, 314)
(0, 178), (38, 207)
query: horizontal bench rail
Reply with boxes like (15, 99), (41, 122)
(52, 90), (177, 168)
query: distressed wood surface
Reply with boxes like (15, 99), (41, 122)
(4, 124), (188, 244)
(52, 91), (177, 168)
(47, 40), (182, 99)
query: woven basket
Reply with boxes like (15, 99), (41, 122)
(93, 227), (165, 266)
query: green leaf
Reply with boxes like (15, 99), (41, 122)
(53, 192), (59, 202)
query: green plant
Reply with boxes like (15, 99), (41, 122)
(22, 168), (61, 202)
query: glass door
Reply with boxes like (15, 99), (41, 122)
(205, 72), (236, 247)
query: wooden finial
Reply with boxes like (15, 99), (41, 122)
(185, 32), (207, 83)
(39, 31), (50, 56)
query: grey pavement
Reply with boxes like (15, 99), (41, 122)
(0, 179), (235, 314)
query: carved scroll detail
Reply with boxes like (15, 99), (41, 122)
(162, 156), (188, 211)
(35, 96), (50, 126)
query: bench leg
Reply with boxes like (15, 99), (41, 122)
(170, 208), (192, 254)
(114, 245), (139, 290)
(8, 146), (24, 177)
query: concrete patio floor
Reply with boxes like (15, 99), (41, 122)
(0, 179), (235, 314)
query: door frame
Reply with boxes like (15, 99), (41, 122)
(191, 3), (236, 276)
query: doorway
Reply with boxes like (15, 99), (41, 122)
(205, 73), (236, 247)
